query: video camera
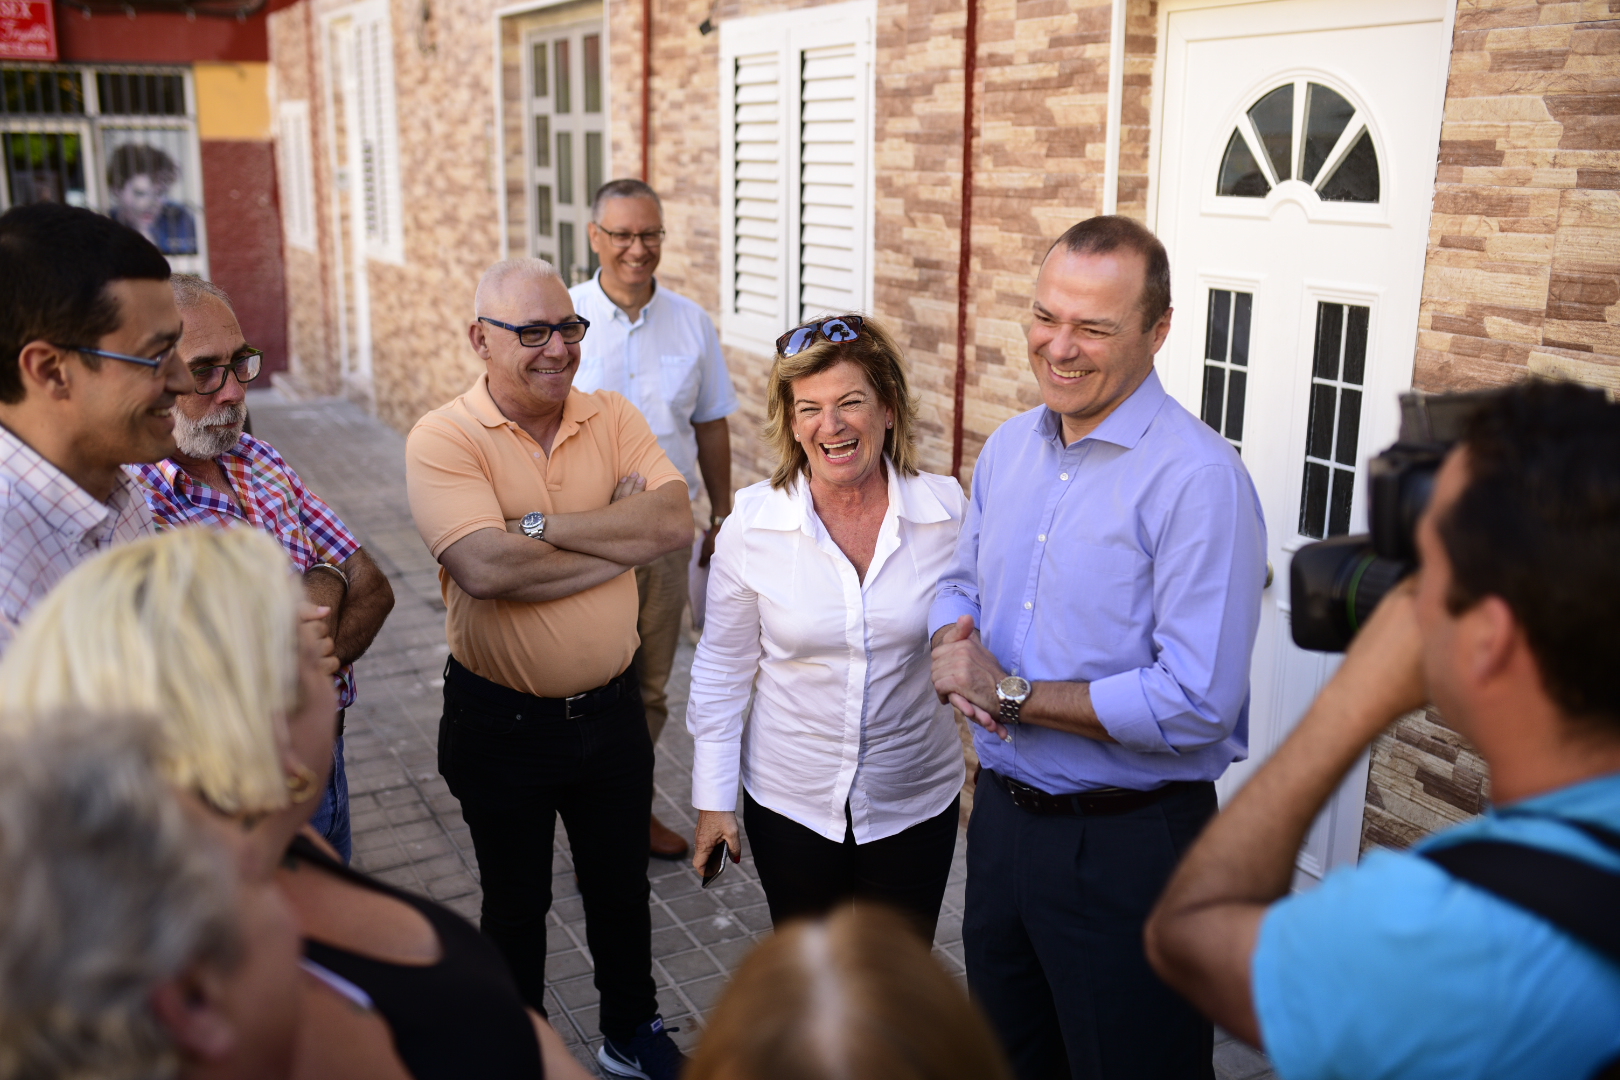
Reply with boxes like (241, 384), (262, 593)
(1290, 389), (1502, 652)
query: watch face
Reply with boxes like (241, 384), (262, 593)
(998, 676), (1031, 701)
(522, 512), (544, 530)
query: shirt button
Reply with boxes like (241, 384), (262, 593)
(533, 452), (541, 458)
(1060, 472), (1070, 481)
(1024, 601), (1033, 610)
(1037, 534), (1046, 542)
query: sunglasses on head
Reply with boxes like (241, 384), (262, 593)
(776, 315), (866, 357)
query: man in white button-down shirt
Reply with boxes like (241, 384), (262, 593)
(572, 178), (740, 860)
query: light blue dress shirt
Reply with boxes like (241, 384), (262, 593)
(928, 368), (1266, 794)
(570, 273), (739, 500)
(1253, 771), (1620, 1080)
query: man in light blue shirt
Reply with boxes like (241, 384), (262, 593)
(930, 216), (1266, 1080)
(572, 178), (739, 860)
(1147, 381), (1620, 1080)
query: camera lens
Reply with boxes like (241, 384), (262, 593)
(1289, 535), (1413, 652)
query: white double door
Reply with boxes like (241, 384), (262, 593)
(1153, 0), (1449, 881)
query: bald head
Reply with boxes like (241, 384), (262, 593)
(473, 258), (564, 319)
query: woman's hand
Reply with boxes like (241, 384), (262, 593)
(692, 809), (741, 873)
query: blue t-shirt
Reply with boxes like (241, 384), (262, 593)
(1253, 771), (1620, 1080)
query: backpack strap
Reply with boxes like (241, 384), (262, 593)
(1419, 819), (1620, 967)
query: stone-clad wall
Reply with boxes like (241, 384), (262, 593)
(1364, 0), (1620, 852)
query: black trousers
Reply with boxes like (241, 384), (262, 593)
(744, 789), (960, 942)
(437, 658), (657, 1044)
(964, 774), (1218, 1080)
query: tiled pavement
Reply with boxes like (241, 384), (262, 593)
(246, 387), (1273, 1080)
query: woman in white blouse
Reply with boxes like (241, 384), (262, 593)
(687, 314), (966, 939)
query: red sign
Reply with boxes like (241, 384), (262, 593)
(0, 0), (57, 61)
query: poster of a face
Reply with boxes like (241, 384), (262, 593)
(102, 131), (198, 256)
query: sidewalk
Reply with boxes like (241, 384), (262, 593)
(245, 388), (1273, 1080)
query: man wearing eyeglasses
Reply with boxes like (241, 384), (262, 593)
(129, 275), (396, 862)
(0, 202), (189, 655)
(406, 256), (692, 1080)
(571, 178), (740, 861)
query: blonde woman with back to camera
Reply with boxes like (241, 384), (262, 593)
(685, 903), (1013, 1080)
(0, 527), (591, 1080)
(687, 315), (967, 938)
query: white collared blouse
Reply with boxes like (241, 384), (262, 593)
(687, 463), (967, 844)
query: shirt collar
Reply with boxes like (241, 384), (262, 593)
(587, 269), (660, 327)
(752, 460), (950, 532)
(0, 421), (117, 542)
(463, 373), (601, 433)
(1037, 366), (1167, 451)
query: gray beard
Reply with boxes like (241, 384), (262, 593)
(173, 403), (247, 460)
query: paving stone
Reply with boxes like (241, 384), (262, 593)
(245, 389), (1274, 1079)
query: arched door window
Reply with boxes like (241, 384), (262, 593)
(1216, 80), (1379, 203)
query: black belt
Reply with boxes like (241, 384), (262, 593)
(444, 655), (636, 720)
(989, 770), (1195, 817)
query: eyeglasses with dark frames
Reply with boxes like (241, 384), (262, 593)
(477, 316), (591, 349)
(55, 342), (179, 372)
(593, 226), (665, 250)
(776, 315), (865, 358)
(190, 347), (265, 395)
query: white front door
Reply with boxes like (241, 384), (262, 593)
(525, 20), (607, 284)
(1153, 0), (1449, 881)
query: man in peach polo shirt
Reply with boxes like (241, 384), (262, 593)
(405, 258), (691, 1080)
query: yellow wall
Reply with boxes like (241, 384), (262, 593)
(194, 62), (272, 141)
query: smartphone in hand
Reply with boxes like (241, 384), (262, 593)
(701, 840), (730, 889)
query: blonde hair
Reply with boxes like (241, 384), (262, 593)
(686, 904), (1013, 1080)
(0, 527), (303, 815)
(763, 315), (920, 490)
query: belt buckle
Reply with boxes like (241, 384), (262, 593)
(564, 691), (587, 720)
(1004, 775), (1042, 813)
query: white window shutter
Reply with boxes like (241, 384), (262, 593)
(720, 1), (873, 354)
(733, 50), (785, 322)
(797, 43), (860, 320)
(276, 100), (317, 252)
(350, 3), (404, 263)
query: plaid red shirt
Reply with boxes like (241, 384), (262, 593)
(129, 433), (362, 709)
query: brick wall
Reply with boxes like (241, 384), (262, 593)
(1365, 1), (1620, 850)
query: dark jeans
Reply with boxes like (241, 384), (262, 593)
(744, 789), (960, 941)
(309, 734), (351, 863)
(437, 658), (657, 1043)
(965, 774), (1218, 1080)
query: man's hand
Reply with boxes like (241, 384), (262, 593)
(612, 473), (647, 502)
(699, 524), (718, 568)
(1321, 576), (1427, 735)
(692, 809), (741, 873)
(298, 602), (340, 679)
(931, 615), (1014, 742)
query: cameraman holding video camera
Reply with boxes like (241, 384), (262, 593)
(1145, 380), (1620, 1080)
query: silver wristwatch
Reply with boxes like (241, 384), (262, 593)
(996, 675), (1031, 724)
(520, 511), (547, 541)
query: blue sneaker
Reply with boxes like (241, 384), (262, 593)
(597, 1015), (686, 1080)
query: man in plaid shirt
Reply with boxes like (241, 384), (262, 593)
(130, 275), (395, 862)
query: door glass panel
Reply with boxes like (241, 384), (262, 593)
(532, 43), (548, 97)
(1216, 130), (1268, 197)
(1298, 301), (1370, 538)
(1318, 128), (1379, 203)
(534, 115), (550, 167)
(1300, 83), (1353, 184)
(554, 40), (571, 113)
(535, 184), (552, 237)
(585, 131), (603, 207)
(556, 131), (573, 204)
(559, 220), (575, 285)
(583, 34), (602, 113)
(1199, 288), (1253, 453)
(1246, 84), (1292, 182)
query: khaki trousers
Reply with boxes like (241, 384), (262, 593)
(634, 542), (692, 745)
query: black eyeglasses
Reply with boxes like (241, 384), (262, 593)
(776, 315), (865, 357)
(56, 342), (179, 372)
(593, 226), (665, 250)
(191, 347), (265, 395)
(477, 316), (591, 349)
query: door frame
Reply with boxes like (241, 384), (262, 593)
(1145, 0), (1457, 872)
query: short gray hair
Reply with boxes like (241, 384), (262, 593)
(590, 178), (662, 222)
(0, 711), (240, 1080)
(171, 273), (233, 313)
(473, 257), (563, 316)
